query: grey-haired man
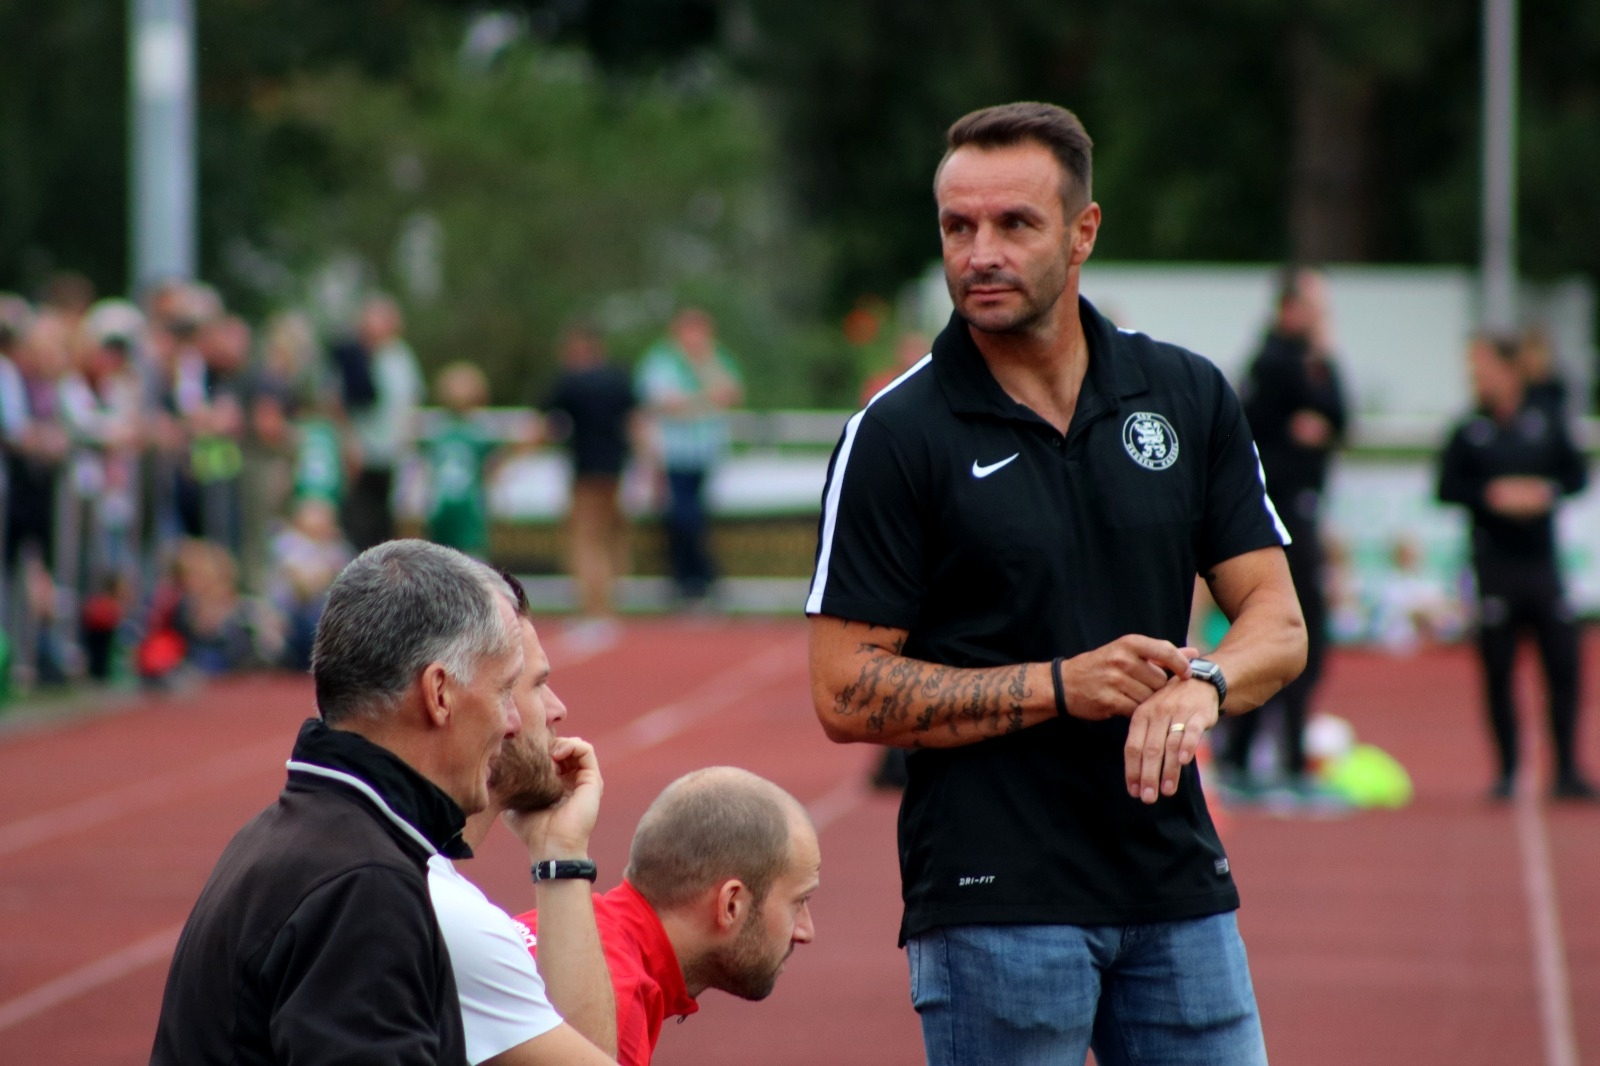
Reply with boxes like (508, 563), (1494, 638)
(151, 540), (609, 1065)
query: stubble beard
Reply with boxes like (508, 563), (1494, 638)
(488, 731), (564, 813)
(705, 905), (789, 1002)
(947, 255), (1071, 338)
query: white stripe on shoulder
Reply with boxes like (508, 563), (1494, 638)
(862, 352), (933, 405)
(286, 760), (440, 856)
(1252, 443), (1292, 546)
(806, 354), (932, 615)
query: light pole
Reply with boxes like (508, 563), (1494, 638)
(130, 0), (196, 290)
(1480, 0), (1517, 332)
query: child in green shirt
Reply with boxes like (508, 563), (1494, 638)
(423, 362), (500, 557)
(293, 413), (346, 506)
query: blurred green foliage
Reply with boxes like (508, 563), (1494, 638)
(3, 0), (1599, 406)
(0, 1), (129, 290)
(740, 0), (1600, 306)
(245, 37), (833, 405)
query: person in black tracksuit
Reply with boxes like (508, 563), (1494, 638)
(1224, 267), (1347, 795)
(1437, 334), (1593, 801)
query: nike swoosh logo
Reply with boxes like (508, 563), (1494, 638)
(971, 453), (1020, 478)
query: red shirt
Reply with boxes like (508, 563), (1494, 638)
(513, 881), (698, 1065)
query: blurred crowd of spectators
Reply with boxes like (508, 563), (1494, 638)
(0, 270), (749, 696)
(0, 271), (425, 693)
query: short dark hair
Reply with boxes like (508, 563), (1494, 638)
(1471, 331), (1521, 365)
(311, 540), (513, 724)
(496, 567), (533, 620)
(625, 768), (803, 911)
(1275, 263), (1324, 310)
(939, 102), (1094, 212)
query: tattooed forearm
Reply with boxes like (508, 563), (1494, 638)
(813, 616), (1054, 748)
(837, 645), (1037, 744)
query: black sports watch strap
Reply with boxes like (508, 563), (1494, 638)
(531, 859), (598, 883)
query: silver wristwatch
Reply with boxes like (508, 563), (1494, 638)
(1187, 658), (1227, 714)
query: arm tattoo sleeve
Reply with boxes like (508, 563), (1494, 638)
(836, 642), (1034, 742)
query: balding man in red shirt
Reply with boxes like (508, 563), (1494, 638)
(513, 767), (821, 1066)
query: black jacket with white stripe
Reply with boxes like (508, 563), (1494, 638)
(151, 718), (471, 1066)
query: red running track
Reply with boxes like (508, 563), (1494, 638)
(0, 619), (1596, 1065)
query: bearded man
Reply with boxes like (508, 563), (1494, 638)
(806, 102), (1306, 1065)
(512, 767), (820, 1066)
(445, 574), (820, 1066)
(426, 571), (618, 1065)
(150, 542), (611, 1066)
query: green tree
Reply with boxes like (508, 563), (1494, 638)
(740, 0), (1600, 311)
(252, 36), (830, 405)
(7, 0), (1599, 393)
(0, 2), (129, 296)
(0, 0), (439, 298)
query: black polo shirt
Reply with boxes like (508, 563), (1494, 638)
(1437, 403), (1589, 563)
(808, 298), (1288, 941)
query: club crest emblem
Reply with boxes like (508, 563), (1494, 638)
(1122, 412), (1179, 471)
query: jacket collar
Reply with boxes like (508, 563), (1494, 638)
(286, 717), (472, 860)
(933, 295), (1148, 422)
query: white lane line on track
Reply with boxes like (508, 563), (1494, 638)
(0, 635), (809, 1028)
(542, 628), (617, 668)
(0, 924), (182, 1034)
(0, 623), (628, 859)
(0, 627), (794, 859)
(0, 635), (799, 862)
(594, 639), (806, 763)
(1513, 784), (1579, 1066)
(0, 737), (288, 858)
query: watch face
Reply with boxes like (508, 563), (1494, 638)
(1190, 659), (1218, 680)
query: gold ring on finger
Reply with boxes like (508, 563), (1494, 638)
(1168, 722), (1186, 734)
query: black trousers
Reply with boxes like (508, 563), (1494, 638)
(1473, 556), (1583, 782)
(4, 457), (58, 572)
(1221, 511), (1327, 779)
(341, 467), (396, 553)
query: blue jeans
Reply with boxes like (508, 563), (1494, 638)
(908, 914), (1267, 1066)
(664, 468), (715, 599)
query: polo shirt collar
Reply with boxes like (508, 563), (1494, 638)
(932, 296), (1148, 421)
(611, 880), (698, 1020)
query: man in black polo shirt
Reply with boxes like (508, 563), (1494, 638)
(1437, 334), (1593, 801)
(1221, 266), (1349, 803)
(807, 102), (1307, 1065)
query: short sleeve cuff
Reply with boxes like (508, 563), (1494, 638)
(804, 594), (920, 631)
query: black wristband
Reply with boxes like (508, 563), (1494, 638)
(531, 859), (598, 883)
(1050, 656), (1068, 719)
